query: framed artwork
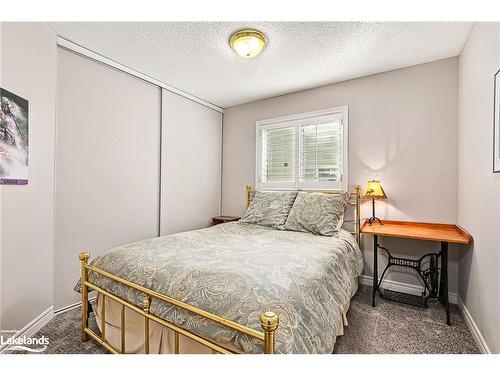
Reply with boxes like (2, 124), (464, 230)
(0, 88), (29, 185)
(494, 68), (500, 173)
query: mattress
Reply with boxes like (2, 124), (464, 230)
(78, 222), (364, 353)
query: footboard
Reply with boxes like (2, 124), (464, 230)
(79, 252), (279, 354)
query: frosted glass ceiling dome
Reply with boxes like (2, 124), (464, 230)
(229, 29), (267, 58)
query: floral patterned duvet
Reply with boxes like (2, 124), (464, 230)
(77, 222), (364, 354)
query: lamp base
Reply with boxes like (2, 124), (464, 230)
(368, 216), (383, 226)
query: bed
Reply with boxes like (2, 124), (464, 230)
(77, 186), (364, 354)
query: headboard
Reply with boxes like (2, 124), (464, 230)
(245, 185), (361, 243)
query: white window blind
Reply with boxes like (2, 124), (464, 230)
(256, 107), (348, 191)
(299, 121), (342, 182)
(261, 126), (295, 183)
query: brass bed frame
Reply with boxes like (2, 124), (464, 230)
(78, 185), (361, 354)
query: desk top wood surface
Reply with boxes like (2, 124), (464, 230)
(360, 220), (472, 244)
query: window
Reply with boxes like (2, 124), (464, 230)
(256, 106), (348, 191)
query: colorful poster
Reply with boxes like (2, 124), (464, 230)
(0, 88), (29, 185)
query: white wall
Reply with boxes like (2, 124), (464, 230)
(54, 48), (162, 310)
(0, 23), (57, 330)
(161, 89), (222, 235)
(458, 22), (500, 354)
(222, 58), (460, 293)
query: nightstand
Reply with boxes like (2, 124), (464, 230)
(212, 215), (241, 225)
(361, 220), (472, 325)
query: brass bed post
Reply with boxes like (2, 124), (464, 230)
(79, 252), (90, 342)
(260, 311), (279, 354)
(101, 294), (106, 342)
(120, 304), (126, 353)
(174, 332), (180, 354)
(143, 295), (150, 354)
(245, 185), (253, 208)
(355, 185), (361, 243)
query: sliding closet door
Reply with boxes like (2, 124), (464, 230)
(161, 89), (222, 235)
(54, 48), (161, 309)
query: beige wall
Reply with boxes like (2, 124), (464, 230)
(0, 23), (57, 330)
(222, 58), (460, 293)
(458, 22), (500, 353)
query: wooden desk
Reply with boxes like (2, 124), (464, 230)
(361, 220), (472, 325)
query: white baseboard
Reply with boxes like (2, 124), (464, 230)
(358, 274), (458, 304)
(457, 295), (491, 354)
(54, 296), (97, 316)
(0, 296), (99, 353)
(0, 305), (54, 353)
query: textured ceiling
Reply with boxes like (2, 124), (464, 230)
(48, 22), (473, 108)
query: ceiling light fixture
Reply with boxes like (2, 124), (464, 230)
(229, 29), (267, 58)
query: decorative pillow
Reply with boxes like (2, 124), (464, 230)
(285, 191), (350, 236)
(240, 191), (298, 230)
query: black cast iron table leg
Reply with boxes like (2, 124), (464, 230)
(438, 241), (451, 325)
(372, 235), (378, 307)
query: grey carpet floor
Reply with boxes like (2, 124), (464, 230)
(333, 286), (479, 354)
(12, 286), (480, 354)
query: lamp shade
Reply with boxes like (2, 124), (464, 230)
(363, 180), (387, 200)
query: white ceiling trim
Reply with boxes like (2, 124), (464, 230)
(57, 36), (224, 113)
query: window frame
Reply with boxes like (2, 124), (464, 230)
(255, 106), (349, 192)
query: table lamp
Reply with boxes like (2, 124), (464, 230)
(363, 180), (388, 225)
